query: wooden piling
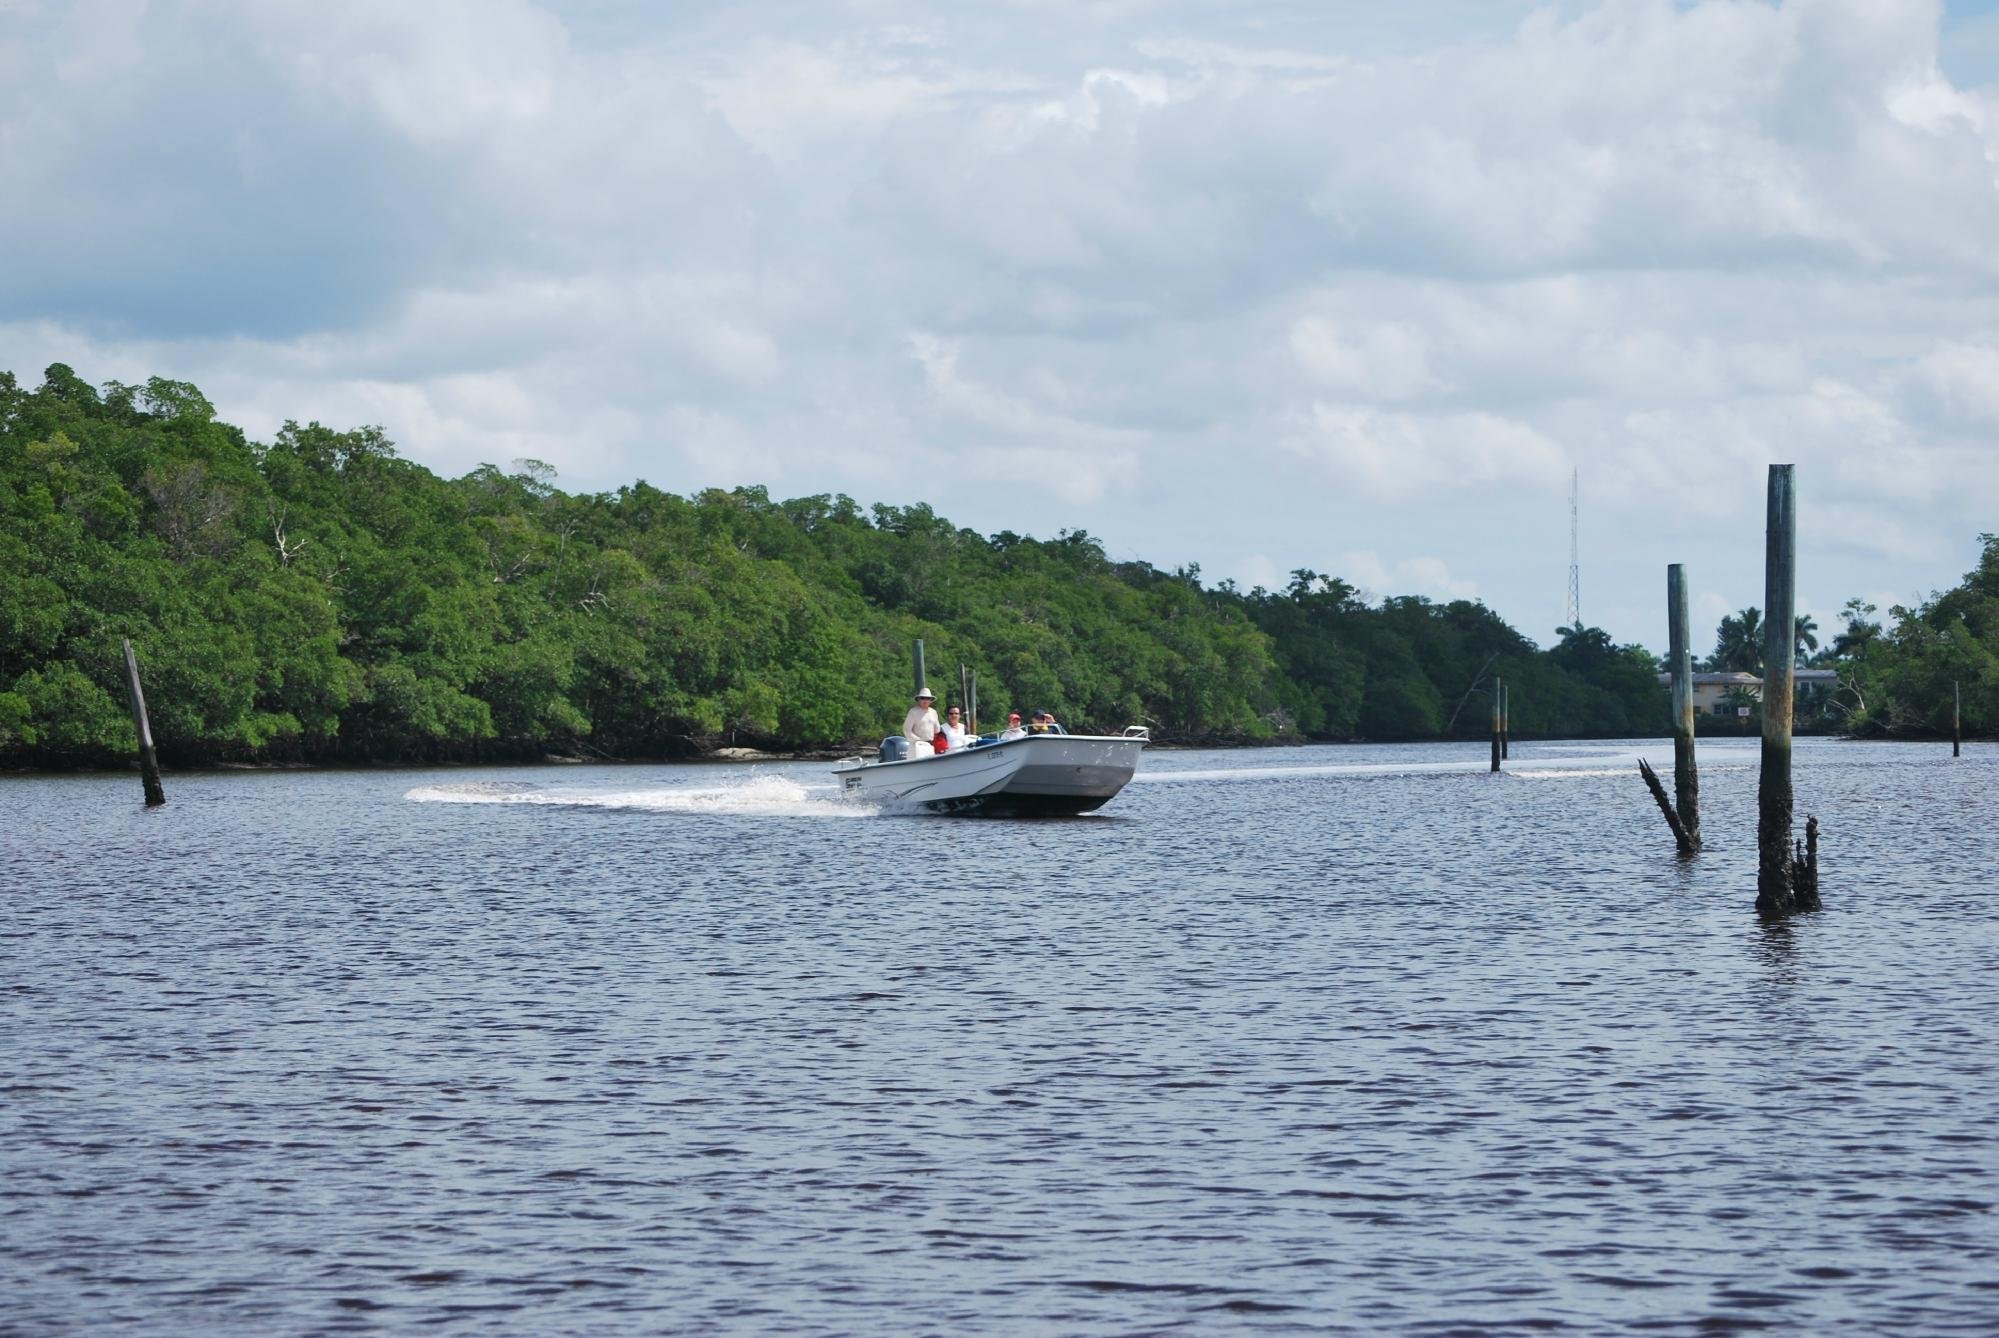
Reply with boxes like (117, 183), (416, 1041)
(1954, 680), (1962, 758)
(1638, 758), (1696, 856)
(1499, 680), (1510, 760)
(1756, 465), (1797, 917)
(1667, 563), (1701, 849)
(913, 638), (927, 697)
(1792, 816), (1821, 909)
(121, 637), (166, 807)
(1490, 677), (1502, 773)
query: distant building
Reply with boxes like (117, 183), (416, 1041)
(1655, 668), (1841, 715)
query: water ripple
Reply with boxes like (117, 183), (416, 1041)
(3, 740), (1995, 1332)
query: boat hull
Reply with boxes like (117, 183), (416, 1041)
(832, 734), (1146, 815)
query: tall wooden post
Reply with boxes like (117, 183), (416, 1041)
(1499, 680), (1510, 759)
(1954, 681), (1962, 758)
(1757, 465), (1797, 916)
(913, 638), (927, 697)
(1490, 677), (1502, 773)
(1667, 563), (1700, 849)
(121, 638), (166, 807)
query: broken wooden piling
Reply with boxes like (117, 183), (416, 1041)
(1756, 465), (1798, 916)
(1638, 757), (1696, 856)
(1667, 563), (1701, 849)
(120, 637), (166, 807)
(1793, 815), (1820, 906)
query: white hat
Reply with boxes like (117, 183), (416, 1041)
(915, 686), (934, 699)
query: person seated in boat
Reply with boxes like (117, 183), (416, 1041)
(903, 689), (939, 757)
(939, 704), (972, 750)
(998, 712), (1026, 741)
(1027, 710), (1064, 735)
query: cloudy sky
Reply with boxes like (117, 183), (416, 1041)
(5, 0), (1999, 653)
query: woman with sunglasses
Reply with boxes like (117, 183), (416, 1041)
(939, 704), (972, 750)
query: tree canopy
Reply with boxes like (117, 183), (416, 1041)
(0, 362), (1831, 768)
(1818, 534), (1999, 738)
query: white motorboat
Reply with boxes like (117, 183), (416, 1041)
(833, 727), (1149, 815)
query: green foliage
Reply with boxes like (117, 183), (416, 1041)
(1823, 534), (1999, 738)
(1, 364), (1686, 765)
(1706, 607), (1764, 672)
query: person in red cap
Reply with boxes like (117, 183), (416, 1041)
(999, 711), (1026, 741)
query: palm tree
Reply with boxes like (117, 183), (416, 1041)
(1708, 608), (1764, 672)
(1795, 613), (1820, 661)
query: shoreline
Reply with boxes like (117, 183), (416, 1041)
(1, 729), (1935, 781)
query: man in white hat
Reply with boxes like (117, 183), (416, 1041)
(902, 688), (940, 757)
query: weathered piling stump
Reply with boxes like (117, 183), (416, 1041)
(1757, 465), (1799, 917)
(1638, 757), (1697, 856)
(1792, 816), (1822, 909)
(1667, 563), (1701, 849)
(120, 637), (166, 807)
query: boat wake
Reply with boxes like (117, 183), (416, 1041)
(1137, 745), (1757, 786)
(405, 773), (878, 819)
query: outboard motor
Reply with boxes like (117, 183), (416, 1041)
(878, 735), (909, 763)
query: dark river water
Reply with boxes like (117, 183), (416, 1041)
(3, 739), (1995, 1333)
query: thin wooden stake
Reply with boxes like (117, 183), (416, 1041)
(1667, 563), (1701, 849)
(1500, 680), (1510, 760)
(1954, 680), (1962, 758)
(1490, 677), (1502, 773)
(121, 637), (166, 807)
(1757, 465), (1797, 917)
(1639, 758), (1696, 856)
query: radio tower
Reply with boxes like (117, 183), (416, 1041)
(1565, 468), (1581, 629)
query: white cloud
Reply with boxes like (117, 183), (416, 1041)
(1290, 317), (1438, 401)
(1335, 550), (1480, 603)
(1295, 404), (1568, 500)
(1909, 340), (1999, 424)
(2, 0), (1996, 649)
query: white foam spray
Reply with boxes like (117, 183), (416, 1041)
(406, 772), (878, 818)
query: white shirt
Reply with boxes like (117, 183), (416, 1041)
(902, 704), (939, 744)
(940, 720), (971, 748)
(998, 724), (1026, 741)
